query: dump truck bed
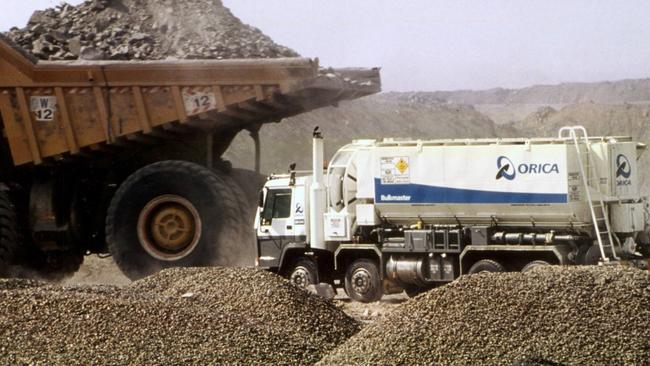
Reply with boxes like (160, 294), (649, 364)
(0, 36), (380, 165)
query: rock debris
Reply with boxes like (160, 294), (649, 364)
(0, 267), (359, 365)
(319, 266), (650, 366)
(5, 0), (298, 61)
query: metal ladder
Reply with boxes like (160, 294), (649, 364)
(558, 126), (620, 262)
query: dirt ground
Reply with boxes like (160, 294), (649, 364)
(65, 255), (407, 323)
(63, 255), (131, 287)
(333, 292), (406, 324)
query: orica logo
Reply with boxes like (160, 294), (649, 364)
(496, 156), (516, 180)
(496, 155), (560, 180)
(616, 154), (631, 179)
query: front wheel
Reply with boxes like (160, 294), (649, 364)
(344, 259), (383, 303)
(287, 257), (319, 288)
(106, 161), (238, 280)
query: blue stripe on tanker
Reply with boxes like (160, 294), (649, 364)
(374, 179), (567, 204)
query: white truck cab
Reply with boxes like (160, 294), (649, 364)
(255, 175), (310, 269)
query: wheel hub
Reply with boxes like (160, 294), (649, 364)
(290, 267), (311, 288)
(137, 195), (202, 261)
(351, 268), (372, 294)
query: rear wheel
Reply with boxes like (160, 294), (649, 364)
(345, 259), (383, 303)
(522, 260), (551, 272)
(0, 191), (18, 278)
(106, 161), (239, 280)
(584, 244), (608, 265)
(287, 257), (319, 288)
(216, 173), (257, 266)
(468, 259), (505, 274)
(25, 249), (85, 281)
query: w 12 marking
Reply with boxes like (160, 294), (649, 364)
(182, 88), (217, 116)
(30, 96), (58, 121)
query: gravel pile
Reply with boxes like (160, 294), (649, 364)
(0, 267), (359, 365)
(5, 0), (298, 61)
(319, 266), (650, 366)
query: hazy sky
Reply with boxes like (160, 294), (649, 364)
(2, 0), (650, 91)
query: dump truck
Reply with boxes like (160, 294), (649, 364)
(0, 35), (380, 279)
(255, 127), (650, 302)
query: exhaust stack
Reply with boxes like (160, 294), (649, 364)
(310, 127), (326, 250)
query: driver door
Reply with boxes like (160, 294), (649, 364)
(257, 188), (294, 267)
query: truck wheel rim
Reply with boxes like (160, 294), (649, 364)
(351, 268), (372, 294)
(137, 195), (202, 261)
(290, 266), (311, 288)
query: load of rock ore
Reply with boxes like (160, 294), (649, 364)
(0, 267), (359, 365)
(4, 0), (299, 61)
(318, 266), (650, 366)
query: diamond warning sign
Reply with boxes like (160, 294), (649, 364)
(380, 156), (410, 184)
(395, 158), (409, 174)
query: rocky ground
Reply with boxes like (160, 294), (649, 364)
(5, 263), (648, 365)
(333, 291), (405, 324)
(319, 266), (650, 366)
(4, 0), (298, 61)
(65, 255), (406, 324)
(0, 267), (359, 365)
(64, 255), (131, 286)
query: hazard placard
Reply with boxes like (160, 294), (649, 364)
(182, 87), (217, 116)
(380, 156), (410, 184)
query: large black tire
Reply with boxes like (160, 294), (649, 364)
(216, 172), (258, 266)
(521, 260), (551, 273)
(468, 259), (505, 274)
(344, 259), (383, 303)
(0, 191), (18, 278)
(0, 189), (83, 281)
(106, 160), (241, 280)
(24, 249), (85, 281)
(287, 257), (319, 288)
(584, 244), (609, 265)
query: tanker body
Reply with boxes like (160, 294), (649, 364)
(256, 127), (650, 302)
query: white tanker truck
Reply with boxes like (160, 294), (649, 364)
(255, 126), (650, 302)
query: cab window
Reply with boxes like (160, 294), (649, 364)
(262, 189), (292, 224)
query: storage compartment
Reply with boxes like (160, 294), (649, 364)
(404, 230), (431, 252)
(324, 212), (350, 240)
(610, 202), (645, 233)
